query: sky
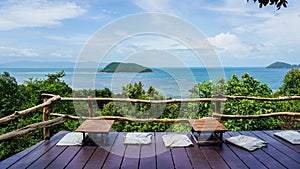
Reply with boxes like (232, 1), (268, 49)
(0, 0), (299, 67)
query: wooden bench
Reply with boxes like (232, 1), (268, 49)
(75, 119), (114, 145)
(189, 117), (227, 146)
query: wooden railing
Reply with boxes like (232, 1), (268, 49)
(0, 93), (299, 142)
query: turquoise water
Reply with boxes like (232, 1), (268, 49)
(0, 67), (291, 98)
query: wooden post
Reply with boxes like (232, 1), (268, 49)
(215, 101), (221, 114)
(87, 96), (94, 117)
(213, 94), (221, 114)
(43, 98), (50, 140)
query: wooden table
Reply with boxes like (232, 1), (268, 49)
(75, 119), (114, 145)
(189, 117), (227, 145)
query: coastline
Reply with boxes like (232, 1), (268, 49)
(0, 67), (290, 98)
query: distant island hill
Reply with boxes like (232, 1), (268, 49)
(266, 61), (300, 69)
(99, 62), (152, 73)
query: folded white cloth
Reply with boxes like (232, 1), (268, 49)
(226, 135), (267, 151)
(162, 134), (193, 148)
(56, 132), (83, 146)
(274, 131), (300, 144)
(124, 133), (152, 145)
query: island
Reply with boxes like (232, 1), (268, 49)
(99, 62), (152, 73)
(266, 61), (300, 69)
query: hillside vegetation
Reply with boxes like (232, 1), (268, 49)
(99, 62), (152, 73)
(0, 68), (299, 160)
(266, 61), (300, 69)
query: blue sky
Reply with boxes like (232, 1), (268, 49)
(0, 0), (299, 67)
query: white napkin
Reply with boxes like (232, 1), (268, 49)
(124, 133), (152, 145)
(162, 134), (193, 147)
(56, 132), (84, 146)
(274, 131), (300, 144)
(226, 135), (267, 151)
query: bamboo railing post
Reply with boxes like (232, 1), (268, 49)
(87, 96), (94, 117)
(43, 98), (50, 140)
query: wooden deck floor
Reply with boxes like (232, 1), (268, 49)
(1, 130), (299, 169)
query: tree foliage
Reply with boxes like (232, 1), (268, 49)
(279, 68), (300, 96)
(248, 0), (288, 10)
(0, 71), (76, 160)
(0, 69), (299, 160)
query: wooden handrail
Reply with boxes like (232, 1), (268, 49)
(221, 94), (300, 101)
(60, 97), (227, 103)
(57, 95), (300, 102)
(0, 116), (66, 142)
(51, 112), (300, 122)
(213, 112), (300, 119)
(0, 95), (61, 125)
(50, 113), (191, 122)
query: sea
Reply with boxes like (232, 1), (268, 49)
(0, 67), (291, 98)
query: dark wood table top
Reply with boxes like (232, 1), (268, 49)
(189, 117), (227, 132)
(75, 119), (115, 133)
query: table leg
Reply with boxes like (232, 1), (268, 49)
(82, 132), (86, 145)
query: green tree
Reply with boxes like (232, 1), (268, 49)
(0, 72), (21, 117)
(223, 73), (280, 131)
(248, 0), (288, 10)
(277, 68), (300, 128)
(279, 68), (300, 96)
(0, 71), (77, 161)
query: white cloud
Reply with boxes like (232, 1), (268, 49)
(131, 0), (193, 15)
(100, 9), (117, 15)
(110, 35), (192, 56)
(0, 0), (86, 30)
(50, 52), (62, 57)
(0, 46), (39, 57)
(44, 34), (89, 45)
(252, 11), (300, 45)
(199, 0), (252, 16)
(132, 0), (172, 12)
(228, 2), (300, 63)
(208, 32), (251, 58)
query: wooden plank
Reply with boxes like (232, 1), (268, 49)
(46, 146), (81, 168)
(4, 130), (300, 169)
(7, 131), (68, 168)
(121, 143), (141, 168)
(139, 132), (156, 169)
(0, 140), (44, 169)
(263, 130), (300, 153)
(201, 146), (230, 169)
(214, 132), (248, 169)
(26, 145), (67, 169)
(239, 131), (286, 169)
(226, 132), (268, 169)
(155, 132), (174, 169)
(65, 146), (96, 169)
(251, 131), (300, 168)
(102, 133), (126, 169)
(185, 134), (211, 169)
(171, 147), (193, 169)
(75, 120), (114, 133)
(84, 132), (118, 169)
(253, 131), (300, 161)
(0, 131), (68, 168)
